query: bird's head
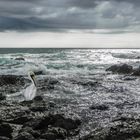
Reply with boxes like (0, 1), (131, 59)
(28, 71), (36, 87)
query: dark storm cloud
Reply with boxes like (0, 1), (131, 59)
(114, 0), (140, 4)
(0, 0), (139, 31)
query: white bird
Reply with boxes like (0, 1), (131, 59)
(24, 71), (37, 101)
(6, 71), (37, 101)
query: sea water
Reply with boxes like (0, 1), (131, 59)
(1, 48), (140, 135)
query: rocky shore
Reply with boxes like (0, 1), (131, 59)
(0, 98), (81, 140)
(106, 63), (140, 76)
(1, 63), (140, 140)
(0, 74), (82, 140)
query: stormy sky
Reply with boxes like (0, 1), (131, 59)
(0, 0), (140, 47)
(0, 0), (140, 31)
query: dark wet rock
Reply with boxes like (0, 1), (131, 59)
(43, 77), (60, 86)
(19, 127), (40, 139)
(132, 67), (140, 76)
(0, 137), (10, 140)
(23, 117), (45, 130)
(25, 114), (80, 130)
(23, 113), (81, 138)
(80, 81), (100, 87)
(41, 127), (67, 140)
(0, 123), (13, 138)
(14, 132), (35, 140)
(33, 96), (43, 102)
(15, 57), (25, 61)
(48, 127), (67, 138)
(81, 116), (140, 140)
(51, 114), (81, 131)
(136, 56), (140, 59)
(0, 102), (31, 125)
(21, 99), (33, 104)
(8, 115), (32, 125)
(105, 120), (140, 140)
(34, 70), (44, 75)
(29, 98), (47, 112)
(71, 78), (100, 87)
(80, 128), (107, 140)
(0, 93), (6, 100)
(21, 101), (47, 112)
(48, 101), (56, 108)
(0, 75), (81, 140)
(90, 103), (109, 111)
(30, 104), (47, 112)
(41, 132), (58, 140)
(115, 101), (136, 109)
(0, 75), (30, 96)
(39, 77), (60, 90)
(106, 65), (120, 72)
(106, 64), (133, 74)
(21, 95), (47, 112)
(0, 75), (27, 86)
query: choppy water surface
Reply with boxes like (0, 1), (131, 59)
(1, 48), (140, 137)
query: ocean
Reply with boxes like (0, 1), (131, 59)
(0, 48), (140, 76)
(1, 48), (140, 138)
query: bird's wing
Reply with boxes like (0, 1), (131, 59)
(24, 84), (37, 101)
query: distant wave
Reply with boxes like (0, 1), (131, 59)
(112, 53), (140, 59)
(0, 49), (140, 76)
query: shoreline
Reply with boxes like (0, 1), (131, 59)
(0, 63), (140, 139)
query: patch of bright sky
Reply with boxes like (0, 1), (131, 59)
(0, 30), (139, 48)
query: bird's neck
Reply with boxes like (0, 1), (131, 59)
(32, 79), (36, 87)
(29, 76), (36, 87)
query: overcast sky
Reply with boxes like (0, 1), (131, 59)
(0, 0), (140, 48)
